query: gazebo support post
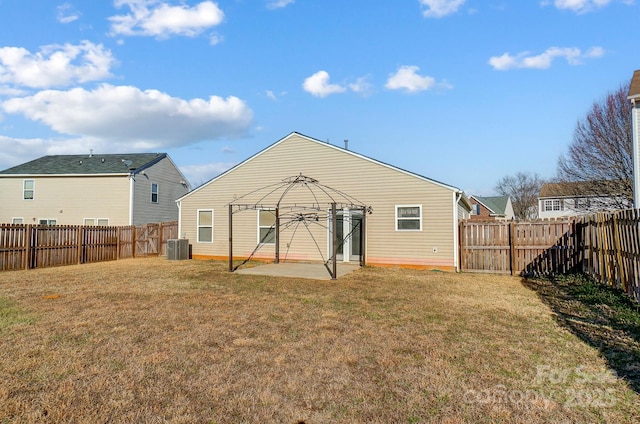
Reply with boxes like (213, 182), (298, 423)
(228, 204), (233, 272)
(331, 202), (337, 280)
(275, 207), (280, 264)
(361, 207), (366, 267)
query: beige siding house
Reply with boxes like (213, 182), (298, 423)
(0, 153), (190, 226)
(178, 132), (471, 271)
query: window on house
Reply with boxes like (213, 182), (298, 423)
(84, 218), (109, 226)
(471, 204), (480, 215)
(258, 209), (276, 244)
(396, 205), (422, 231)
(23, 179), (34, 200)
(197, 210), (213, 243)
(12, 218), (23, 224)
(151, 183), (159, 203)
(575, 197), (590, 209)
(38, 219), (56, 225)
(544, 199), (563, 212)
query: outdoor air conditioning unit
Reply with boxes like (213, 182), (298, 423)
(167, 239), (189, 260)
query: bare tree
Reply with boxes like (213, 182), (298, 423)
(494, 172), (545, 220)
(556, 82), (633, 210)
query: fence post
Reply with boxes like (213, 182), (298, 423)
(458, 221), (464, 272)
(132, 226), (136, 258)
(76, 225), (83, 265)
(23, 224), (32, 270)
(509, 221), (516, 276)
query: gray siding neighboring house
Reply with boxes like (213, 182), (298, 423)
(0, 153), (190, 226)
(177, 132), (472, 271)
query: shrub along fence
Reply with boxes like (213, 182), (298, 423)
(0, 221), (178, 271)
(459, 209), (640, 302)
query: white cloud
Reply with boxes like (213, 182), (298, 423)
(303, 71), (347, 98)
(109, 0), (224, 38)
(1, 84), (253, 147)
(349, 76), (373, 96)
(488, 46), (605, 70)
(420, 0), (466, 17)
(385, 66), (436, 93)
(266, 0), (295, 10)
(550, 0), (617, 13)
(209, 32), (223, 45)
(57, 3), (80, 23)
(0, 41), (115, 89)
(180, 161), (236, 186)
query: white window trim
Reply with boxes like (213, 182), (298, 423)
(84, 218), (110, 226)
(151, 182), (159, 204)
(197, 209), (214, 243)
(395, 204), (422, 231)
(23, 179), (34, 200)
(38, 218), (57, 225)
(544, 199), (563, 212)
(12, 217), (24, 224)
(257, 209), (276, 245)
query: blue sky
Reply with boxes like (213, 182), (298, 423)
(0, 0), (637, 195)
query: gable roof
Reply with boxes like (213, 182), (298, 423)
(0, 153), (167, 176)
(470, 195), (510, 215)
(180, 132), (470, 207)
(628, 69), (640, 101)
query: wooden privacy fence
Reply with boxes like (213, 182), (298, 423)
(0, 221), (178, 271)
(459, 209), (640, 302)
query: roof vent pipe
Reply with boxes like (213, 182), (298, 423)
(344, 139), (349, 150)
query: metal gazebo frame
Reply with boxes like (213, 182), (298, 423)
(228, 175), (372, 279)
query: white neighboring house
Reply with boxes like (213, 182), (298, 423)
(0, 153), (190, 226)
(538, 182), (631, 219)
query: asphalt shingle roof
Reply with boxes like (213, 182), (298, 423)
(472, 195), (510, 215)
(0, 153), (166, 175)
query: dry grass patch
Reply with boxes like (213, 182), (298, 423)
(0, 258), (639, 423)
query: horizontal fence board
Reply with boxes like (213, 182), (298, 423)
(0, 221), (177, 272)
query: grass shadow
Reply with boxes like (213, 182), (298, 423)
(522, 274), (640, 394)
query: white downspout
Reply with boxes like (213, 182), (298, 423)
(453, 191), (462, 272)
(177, 200), (182, 238)
(129, 174), (135, 225)
(632, 101), (640, 209)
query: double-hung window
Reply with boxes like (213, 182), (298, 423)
(151, 183), (159, 203)
(84, 218), (109, 226)
(396, 205), (422, 231)
(23, 179), (34, 200)
(197, 209), (213, 243)
(544, 199), (562, 212)
(258, 209), (276, 244)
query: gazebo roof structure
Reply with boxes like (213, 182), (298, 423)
(228, 174), (372, 279)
